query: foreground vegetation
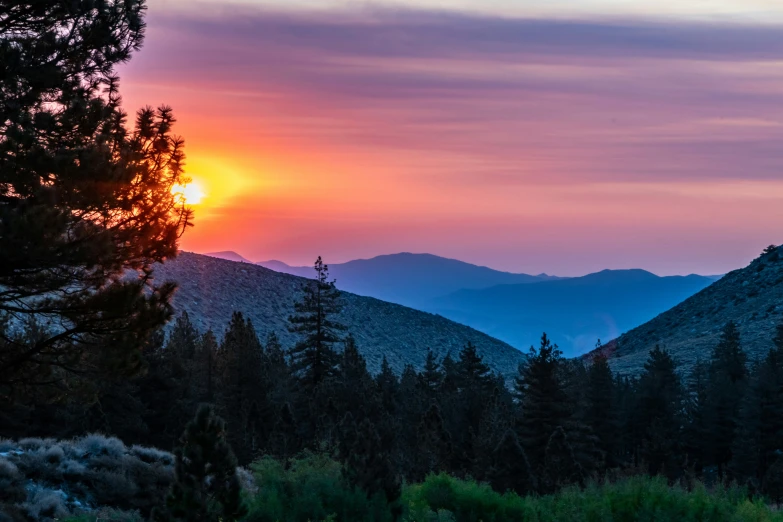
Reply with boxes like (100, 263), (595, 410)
(5, 1), (783, 521)
(246, 453), (783, 522)
(3, 445), (782, 522)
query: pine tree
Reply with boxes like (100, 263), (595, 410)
(168, 312), (200, 361)
(342, 417), (402, 519)
(472, 386), (514, 481)
(585, 354), (616, 468)
(420, 349), (444, 393)
(516, 333), (570, 470)
(542, 426), (584, 492)
(334, 335), (376, 421)
(559, 357), (603, 476)
(195, 330), (219, 404)
(267, 402), (300, 460)
(763, 457), (783, 504)
(288, 257), (345, 391)
(136, 329), (190, 449)
(488, 429), (536, 496)
(685, 359), (710, 474)
(415, 403), (453, 480)
(456, 342), (493, 391)
(264, 332), (287, 368)
(260, 332), (293, 406)
(155, 405), (247, 522)
(396, 364), (426, 477)
(632, 345), (684, 477)
(0, 1), (191, 401)
(377, 356), (400, 414)
(453, 343), (495, 472)
(703, 321), (748, 478)
(732, 323), (783, 484)
(613, 374), (637, 465)
(217, 312), (264, 464)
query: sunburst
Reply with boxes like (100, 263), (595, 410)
(172, 180), (206, 205)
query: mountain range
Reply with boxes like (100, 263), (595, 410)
(156, 252), (526, 381)
(254, 253), (559, 307)
(169, 248), (783, 376)
(591, 245), (783, 375)
(428, 269), (718, 356)
(206, 251), (719, 357)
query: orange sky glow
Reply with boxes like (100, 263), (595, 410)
(119, 2), (783, 276)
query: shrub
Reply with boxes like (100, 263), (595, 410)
(21, 487), (70, 521)
(242, 454), (783, 522)
(402, 473), (534, 522)
(401, 474), (783, 522)
(131, 445), (175, 466)
(18, 438), (47, 452)
(75, 434), (126, 459)
(245, 452), (394, 522)
(0, 459), (24, 503)
(0, 434), (175, 521)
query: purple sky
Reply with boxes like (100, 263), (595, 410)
(120, 1), (783, 275)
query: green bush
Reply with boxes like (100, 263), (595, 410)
(244, 452), (394, 522)
(401, 474), (783, 522)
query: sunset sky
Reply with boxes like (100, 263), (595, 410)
(121, 0), (783, 276)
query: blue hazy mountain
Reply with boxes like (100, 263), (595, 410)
(427, 269), (719, 357)
(256, 252), (559, 308)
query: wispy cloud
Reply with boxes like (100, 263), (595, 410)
(121, 4), (783, 273)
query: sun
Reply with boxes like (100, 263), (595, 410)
(172, 180), (206, 205)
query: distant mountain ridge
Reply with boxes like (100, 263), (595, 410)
(156, 252), (526, 381)
(427, 269), (718, 357)
(205, 251), (254, 264)
(207, 250), (720, 358)
(590, 246), (783, 375)
(255, 252), (560, 308)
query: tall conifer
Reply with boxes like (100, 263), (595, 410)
(288, 257), (345, 390)
(703, 321), (747, 478)
(632, 345), (684, 477)
(155, 405), (246, 522)
(516, 333), (570, 469)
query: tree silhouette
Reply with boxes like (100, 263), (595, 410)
(420, 349), (444, 394)
(516, 333), (569, 470)
(703, 321), (747, 478)
(0, 0), (191, 403)
(155, 405), (247, 522)
(732, 323), (783, 484)
(288, 257), (345, 391)
(217, 312), (264, 464)
(632, 345), (684, 477)
(542, 426), (584, 492)
(489, 429), (536, 496)
(585, 355), (616, 466)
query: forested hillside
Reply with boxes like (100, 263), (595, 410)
(154, 252), (526, 379)
(595, 245), (783, 374)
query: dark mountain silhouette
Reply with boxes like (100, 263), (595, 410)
(428, 269), (718, 357)
(154, 252), (525, 381)
(205, 251), (254, 264)
(588, 246), (783, 374)
(256, 252), (558, 308)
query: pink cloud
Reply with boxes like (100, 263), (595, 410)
(119, 6), (783, 275)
